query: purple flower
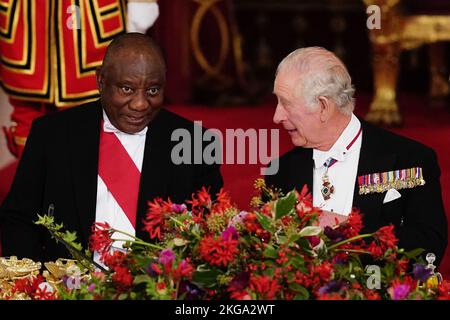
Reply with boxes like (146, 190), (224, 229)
(178, 281), (205, 300)
(391, 284), (411, 300)
(317, 280), (347, 295)
(229, 272), (250, 291)
(412, 264), (431, 282)
(221, 226), (239, 240)
(229, 211), (248, 227)
(324, 226), (345, 243)
(158, 249), (176, 266)
(88, 283), (96, 292)
(145, 260), (159, 277)
(172, 203), (187, 213)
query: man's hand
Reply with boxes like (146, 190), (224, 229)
(318, 210), (348, 228)
(127, 1), (159, 34)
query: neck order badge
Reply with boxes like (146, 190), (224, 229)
(321, 127), (362, 201)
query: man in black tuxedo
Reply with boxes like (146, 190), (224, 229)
(266, 47), (448, 265)
(0, 33), (223, 262)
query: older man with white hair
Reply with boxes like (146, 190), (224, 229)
(266, 47), (448, 265)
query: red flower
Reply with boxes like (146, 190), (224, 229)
(11, 275), (55, 300)
(143, 198), (174, 240)
(89, 222), (113, 256)
(12, 275), (43, 295)
(199, 235), (239, 267)
(150, 263), (163, 275)
(34, 285), (56, 300)
(229, 290), (251, 300)
(212, 188), (233, 213)
(374, 225), (398, 250)
(314, 262), (334, 280)
(112, 265), (133, 289)
(292, 262), (334, 293)
(367, 241), (384, 258)
(364, 290), (381, 300)
(172, 259), (195, 281)
(242, 212), (271, 242)
(396, 258), (410, 275)
(188, 187), (212, 212)
(295, 185), (314, 217)
(340, 210), (364, 238)
(249, 275), (280, 299)
(437, 280), (450, 300)
(156, 282), (166, 291)
(317, 293), (345, 300)
(102, 250), (129, 268)
(243, 212), (259, 233)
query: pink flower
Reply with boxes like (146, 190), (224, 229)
(221, 226), (239, 240)
(388, 277), (416, 300)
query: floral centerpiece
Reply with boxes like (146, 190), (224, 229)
(1, 180), (449, 300)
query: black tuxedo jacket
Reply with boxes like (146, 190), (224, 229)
(0, 101), (223, 262)
(266, 121), (448, 265)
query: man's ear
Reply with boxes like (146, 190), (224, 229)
(318, 96), (332, 122)
(96, 67), (103, 93)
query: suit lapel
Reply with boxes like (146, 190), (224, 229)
(68, 102), (102, 244)
(352, 121), (396, 222)
(299, 148), (314, 195)
(136, 109), (171, 240)
(288, 147), (314, 195)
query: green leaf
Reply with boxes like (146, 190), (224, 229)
(191, 268), (222, 289)
(263, 246), (278, 259)
(118, 293), (129, 300)
(290, 255), (305, 269)
(173, 238), (188, 246)
(404, 248), (425, 259)
(298, 226), (322, 238)
(275, 190), (296, 220)
(63, 231), (78, 243)
(265, 268), (275, 279)
(288, 234), (301, 243)
(255, 212), (275, 233)
(289, 283), (310, 299)
(134, 275), (153, 285)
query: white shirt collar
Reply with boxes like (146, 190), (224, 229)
(102, 109), (148, 136)
(313, 114), (361, 169)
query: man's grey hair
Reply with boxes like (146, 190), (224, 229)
(276, 47), (355, 115)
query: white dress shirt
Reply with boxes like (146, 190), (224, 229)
(312, 114), (362, 216)
(95, 110), (147, 250)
